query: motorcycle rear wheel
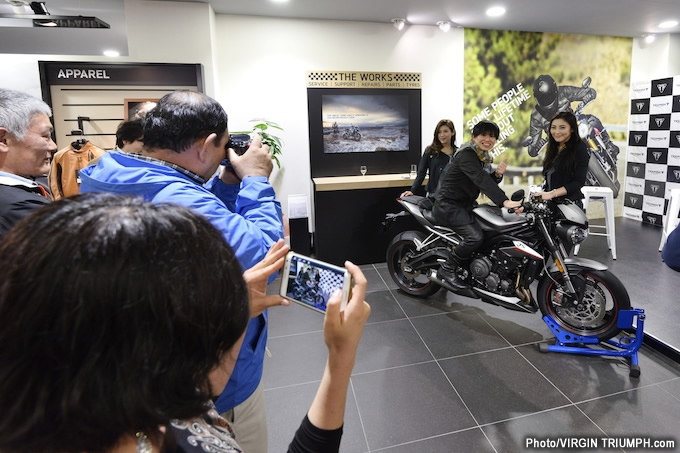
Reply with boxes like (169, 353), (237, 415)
(387, 232), (441, 297)
(537, 269), (630, 340)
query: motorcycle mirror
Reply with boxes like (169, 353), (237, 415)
(582, 76), (591, 88)
(520, 136), (532, 147)
(511, 189), (525, 202)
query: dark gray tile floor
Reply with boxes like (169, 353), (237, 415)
(263, 218), (680, 452)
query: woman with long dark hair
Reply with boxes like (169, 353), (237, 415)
(401, 119), (457, 199)
(536, 111), (589, 207)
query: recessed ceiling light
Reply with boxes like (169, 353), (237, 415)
(658, 20), (678, 29)
(103, 50), (120, 57)
(271, 0), (289, 3)
(392, 18), (406, 31)
(437, 21), (451, 32)
(486, 6), (506, 17)
(644, 34), (656, 44)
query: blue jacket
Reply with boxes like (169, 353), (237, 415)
(662, 226), (680, 272)
(80, 151), (284, 411)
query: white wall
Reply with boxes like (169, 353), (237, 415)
(214, 15), (465, 217)
(630, 33), (674, 83)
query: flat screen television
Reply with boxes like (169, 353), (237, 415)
(308, 88), (421, 177)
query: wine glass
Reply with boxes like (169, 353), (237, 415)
(360, 165), (367, 176)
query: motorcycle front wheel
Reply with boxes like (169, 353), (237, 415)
(537, 269), (630, 340)
(386, 231), (441, 297)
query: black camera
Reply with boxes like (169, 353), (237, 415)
(226, 133), (251, 155)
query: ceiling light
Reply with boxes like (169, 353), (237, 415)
(486, 6), (506, 17)
(437, 21), (451, 32)
(392, 18), (405, 31)
(103, 49), (120, 57)
(658, 20), (678, 29)
(644, 34), (656, 44)
(0, 14), (110, 28)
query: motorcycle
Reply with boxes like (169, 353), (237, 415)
(523, 77), (621, 198)
(342, 127), (362, 141)
(386, 191), (631, 340)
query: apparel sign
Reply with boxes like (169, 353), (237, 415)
(43, 62), (201, 86)
(624, 74), (680, 226)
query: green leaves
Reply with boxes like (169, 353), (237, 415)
(233, 118), (284, 168)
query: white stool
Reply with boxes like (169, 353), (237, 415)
(659, 188), (680, 252)
(574, 186), (616, 259)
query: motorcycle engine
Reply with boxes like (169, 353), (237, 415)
(470, 254), (518, 294)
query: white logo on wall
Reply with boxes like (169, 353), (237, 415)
(677, 134), (680, 143)
(632, 166), (640, 175)
(634, 135), (642, 143)
(650, 184), (660, 194)
(653, 151), (662, 161)
(648, 216), (657, 224)
(657, 83), (668, 93)
(655, 118), (665, 127)
(636, 102), (645, 111)
(675, 169), (680, 180)
(630, 196), (639, 204)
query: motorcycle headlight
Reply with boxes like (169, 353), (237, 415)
(557, 224), (588, 246)
(578, 122), (589, 140)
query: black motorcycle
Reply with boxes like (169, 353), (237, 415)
(386, 191), (630, 340)
(342, 126), (361, 141)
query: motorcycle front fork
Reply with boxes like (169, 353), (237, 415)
(536, 219), (578, 302)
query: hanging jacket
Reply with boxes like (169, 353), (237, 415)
(80, 151), (284, 411)
(49, 142), (106, 199)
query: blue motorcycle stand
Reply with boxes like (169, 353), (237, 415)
(539, 308), (645, 378)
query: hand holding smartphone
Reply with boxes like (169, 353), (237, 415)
(280, 252), (352, 313)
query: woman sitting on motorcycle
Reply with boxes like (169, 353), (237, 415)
(433, 120), (522, 292)
(401, 119), (457, 200)
(536, 111), (589, 208)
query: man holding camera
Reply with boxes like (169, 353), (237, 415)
(80, 90), (284, 453)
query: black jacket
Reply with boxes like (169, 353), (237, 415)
(0, 180), (51, 236)
(410, 146), (455, 196)
(543, 140), (589, 201)
(434, 141), (507, 226)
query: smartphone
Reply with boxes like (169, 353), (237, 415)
(280, 252), (352, 313)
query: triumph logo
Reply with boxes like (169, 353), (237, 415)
(653, 102), (670, 108)
(648, 216), (657, 225)
(636, 102), (645, 111)
(634, 134), (642, 143)
(677, 134), (680, 143)
(655, 117), (665, 127)
(657, 83), (668, 93)
(632, 166), (640, 175)
(629, 196), (639, 205)
(650, 184), (660, 194)
(675, 169), (680, 180)
(653, 151), (662, 161)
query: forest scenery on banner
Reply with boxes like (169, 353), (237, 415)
(464, 29), (632, 204)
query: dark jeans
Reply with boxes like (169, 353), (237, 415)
(450, 222), (484, 260)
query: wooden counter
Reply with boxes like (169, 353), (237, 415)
(313, 173), (426, 191)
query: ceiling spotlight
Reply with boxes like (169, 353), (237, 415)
(437, 21), (451, 32)
(103, 49), (120, 57)
(392, 18), (406, 31)
(486, 6), (506, 17)
(643, 34), (656, 44)
(658, 20), (678, 29)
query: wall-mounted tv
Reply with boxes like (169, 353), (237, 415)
(308, 88), (421, 177)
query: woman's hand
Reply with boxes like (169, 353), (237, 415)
(323, 261), (371, 367)
(243, 239), (290, 318)
(400, 190), (414, 198)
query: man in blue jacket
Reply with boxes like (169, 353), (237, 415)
(80, 90), (284, 453)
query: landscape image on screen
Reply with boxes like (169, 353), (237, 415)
(321, 94), (409, 153)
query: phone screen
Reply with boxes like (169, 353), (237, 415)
(283, 254), (348, 312)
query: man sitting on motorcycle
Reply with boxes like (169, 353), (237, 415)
(433, 120), (522, 293)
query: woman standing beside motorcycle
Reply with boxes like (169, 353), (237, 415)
(536, 111), (589, 208)
(401, 119), (457, 200)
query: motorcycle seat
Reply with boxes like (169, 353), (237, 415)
(474, 205), (527, 232)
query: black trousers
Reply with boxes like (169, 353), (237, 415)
(449, 222), (484, 260)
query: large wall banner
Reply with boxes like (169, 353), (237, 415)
(463, 30), (632, 206)
(624, 75), (680, 226)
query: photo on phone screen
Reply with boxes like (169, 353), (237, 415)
(280, 252), (351, 313)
